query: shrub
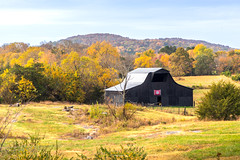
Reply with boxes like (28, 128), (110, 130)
(231, 74), (240, 81)
(192, 84), (207, 89)
(0, 134), (64, 159)
(116, 102), (137, 121)
(89, 103), (104, 119)
(78, 144), (147, 160)
(221, 70), (231, 77)
(196, 80), (240, 120)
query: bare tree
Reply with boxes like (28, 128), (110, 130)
(115, 54), (135, 105)
(0, 105), (24, 151)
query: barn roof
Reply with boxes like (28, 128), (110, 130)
(105, 68), (164, 92)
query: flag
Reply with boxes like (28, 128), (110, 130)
(154, 90), (161, 95)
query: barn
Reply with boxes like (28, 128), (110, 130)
(105, 68), (193, 106)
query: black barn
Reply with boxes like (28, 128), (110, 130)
(105, 68), (193, 106)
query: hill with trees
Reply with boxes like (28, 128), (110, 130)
(56, 33), (233, 54)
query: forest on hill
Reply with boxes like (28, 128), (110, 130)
(57, 33), (233, 54)
(0, 40), (239, 104)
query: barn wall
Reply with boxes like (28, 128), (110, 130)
(105, 91), (123, 105)
(125, 72), (193, 106)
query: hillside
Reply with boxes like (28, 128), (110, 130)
(57, 33), (233, 54)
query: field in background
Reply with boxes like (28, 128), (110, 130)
(174, 75), (240, 105)
(1, 75), (240, 159)
(174, 75), (240, 88)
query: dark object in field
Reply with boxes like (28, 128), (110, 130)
(105, 68), (193, 106)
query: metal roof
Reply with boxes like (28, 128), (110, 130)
(129, 68), (163, 73)
(105, 68), (163, 92)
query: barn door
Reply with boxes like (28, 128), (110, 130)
(157, 96), (162, 106)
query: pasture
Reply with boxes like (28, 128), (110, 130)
(0, 75), (240, 159)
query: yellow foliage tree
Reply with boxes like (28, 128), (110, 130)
(134, 49), (155, 68)
(15, 76), (37, 103)
(193, 44), (213, 58)
(10, 47), (42, 67)
(87, 41), (120, 68)
(160, 54), (170, 67)
(0, 69), (17, 103)
(134, 55), (154, 68)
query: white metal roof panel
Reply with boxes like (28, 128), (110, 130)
(105, 68), (163, 92)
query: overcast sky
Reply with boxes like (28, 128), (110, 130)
(0, 0), (240, 48)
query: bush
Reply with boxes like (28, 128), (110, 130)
(196, 81), (240, 120)
(78, 144), (147, 160)
(221, 71), (231, 77)
(89, 103), (104, 119)
(116, 102), (137, 121)
(192, 84), (208, 89)
(0, 134), (64, 159)
(231, 74), (240, 81)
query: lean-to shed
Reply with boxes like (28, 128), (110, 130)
(105, 68), (193, 106)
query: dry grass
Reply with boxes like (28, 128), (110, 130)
(0, 103), (239, 160)
(174, 75), (240, 105)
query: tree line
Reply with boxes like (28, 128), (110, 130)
(0, 41), (239, 104)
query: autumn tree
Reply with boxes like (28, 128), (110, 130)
(134, 49), (155, 68)
(43, 64), (73, 101)
(214, 52), (232, 74)
(228, 50), (240, 74)
(169, 47), (193, 76)
(152, 53), (170, 68)
(10, 47), (42, 67)
(61, 51), (115, 103)
(11, 63), (50, 101)
(87, 41), (120, 69)
(15, 76), (37, 103)
(1, 42), (28, 53)
(160, 54), (170, 68)
(0, 69), (17, 104)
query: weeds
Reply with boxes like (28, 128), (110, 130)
(78, 144), (147, 160)
(0, 134), (64, 160)
(0, 105), (24, 151)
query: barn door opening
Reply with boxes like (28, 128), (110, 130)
(157, 96), (162, 106)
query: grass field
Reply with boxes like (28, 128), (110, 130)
(174, 75), (240, 105)
(1, 75), (240, 159)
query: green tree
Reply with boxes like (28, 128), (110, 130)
(194, 53), (216, 75)
(196, 81), (240, 120)
(159, 46), (176, 54)
(11, 63), (50, 101)
(169, 47), (193, 76)
(192, 44), (216, 75)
